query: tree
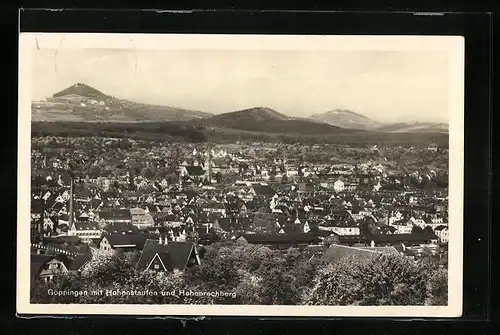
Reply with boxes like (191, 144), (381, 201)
(185, 245), (240, 292)
(257, 257), (299, 305)
(305, 255), (430, 306)
(79, 251), (136, 288)
(291, 257), (326, 300)
(31, 271), (84, 304)
(425, 267), (448, 306)
(32, 240), (446, 306)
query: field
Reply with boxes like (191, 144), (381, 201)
(31, 121), (449, 148)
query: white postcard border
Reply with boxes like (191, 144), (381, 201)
(17, 33), (464, 317)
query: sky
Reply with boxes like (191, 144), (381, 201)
(32, 48), (450, 123)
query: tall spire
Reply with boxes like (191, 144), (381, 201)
(68, 168), (75, 231)
(205, 143), (212, 183)
(39, 200), (45, 243)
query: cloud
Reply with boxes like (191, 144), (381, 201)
(32, 49), (450, 123)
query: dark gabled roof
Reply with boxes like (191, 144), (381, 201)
(314, 230), (335, 238)
(321, 220), (359, 228)
(198, 232), (220, 245)
(337, 235), (365, 244)
(57, 224), (69, 232)
(224, 202), (240, 211)
(280, 222), (303, 234)
(297, 182), (315, 191)
(238, 217), (252, 230)
(215, 216), (249, 233)
(58, 213), (69, 221)
(393, 218), (412, 225)
(89, 198), (103, 209)
(147, 252), (174, 271)
(51, 202), (64, 212)
(144, 204), (158, 213)
(274, 204), (290, 214)
(355, 246), (400, 255)
(215, 217), (233, 232)
(163, 214), (180, 221)
(43, 235), (81, 245)
(66, 253), (92, 271)
(323, 244), (399, 262)
(31, 199), (45, 214)
(194, 227), (209, 237)
(180, 206), (193, 215)
(103, 222), (139, 234)
(252, 184), (277, 197)
(203, 202), (225, 210)
(103, 233), (138, 247)
(369, 232), (438, 243)
(104, 231), (154, 249)
(240, 233), (321, 245)
(199, 212), (220, 223)
(136, 239), (196, 271)
(227, 231), (245, 240)
(74, 243), (91, 254)
(98, 209), (132, 220)
(74, 221), (100, 231)
(184, 166), (205, 176)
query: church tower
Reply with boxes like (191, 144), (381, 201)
(205, 143), (213, 183)
(68, 171), (75, 231)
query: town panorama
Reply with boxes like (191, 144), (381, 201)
(29, 82), (450, 306)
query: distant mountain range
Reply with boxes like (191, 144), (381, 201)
(182, 107), (356, 135)
(31, 83), (448, 134)
(32, 83), (211, 122)
(374, 122), (449, 133)
(308, 109), (448, 133)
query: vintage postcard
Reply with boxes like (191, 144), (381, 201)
(17, 33), (464, 317)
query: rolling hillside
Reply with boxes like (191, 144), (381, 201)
(30, 84), (448, 146)
(309, 109), (448, 133)
(375, 122), (449, 133)
(186, 107), (357, 135)
(31, 83), (212, 122)
(308, 109), (382, 130)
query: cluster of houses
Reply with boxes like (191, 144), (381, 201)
(30, 142), (449, 292)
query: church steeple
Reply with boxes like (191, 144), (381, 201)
(65, 160), (76, 231)
(205, 143), (213, 183)
(68, 171), (75, 231)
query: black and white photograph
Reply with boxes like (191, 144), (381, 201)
(17, 33), (464, 317)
